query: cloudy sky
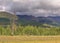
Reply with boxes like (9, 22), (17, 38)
(0, 0), (60, 17)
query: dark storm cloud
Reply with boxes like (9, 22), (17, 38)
(0, 0), (60, 16)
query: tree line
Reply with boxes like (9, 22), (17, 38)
(0, 25), (60, 36)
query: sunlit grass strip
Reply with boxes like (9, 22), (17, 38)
(0, 36), (60, 43)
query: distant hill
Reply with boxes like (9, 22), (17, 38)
(47, 16), (60, 24)
(0, 11), (60, 26)
(17, 15), (59, 26)
(17, 15), (42, 26)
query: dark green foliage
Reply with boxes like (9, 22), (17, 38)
(22, 25), (39, 35)
(0, 25), (11, 35)
(0, 25), (60, 36)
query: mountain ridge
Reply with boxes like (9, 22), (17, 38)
(0, 11), (59, 26)
(17, 15), (60, 26)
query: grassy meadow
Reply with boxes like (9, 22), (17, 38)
(0, 36), (60, 43)
(0, 25), (60, 43)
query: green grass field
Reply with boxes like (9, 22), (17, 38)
(0, 36), (60, 43)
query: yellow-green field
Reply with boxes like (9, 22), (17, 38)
(0, 36), (60, 43)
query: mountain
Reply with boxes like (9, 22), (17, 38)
(17, 15), (59, 26)
(0, 11), (59, 27)
(47, 16), (60, 23)
(17, 15), (42, 26)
